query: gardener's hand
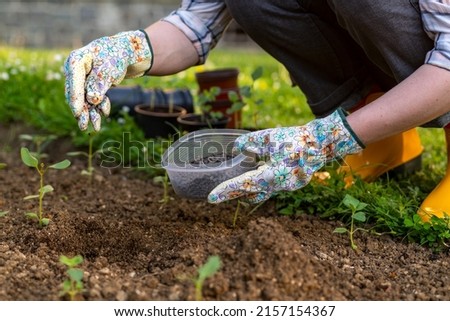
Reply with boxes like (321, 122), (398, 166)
(208, 108), (364, 204)
(64, 29), (153, 131)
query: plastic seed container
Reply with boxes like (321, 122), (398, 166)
(162, 129), (257, 199)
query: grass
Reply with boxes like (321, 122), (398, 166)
(0, 45), (449, 248)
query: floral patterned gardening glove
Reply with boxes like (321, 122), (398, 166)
(208, 108), (365, 204)
(64, 30), (153, 131)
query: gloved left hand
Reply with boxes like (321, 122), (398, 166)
(207, 108), (364, 204)
(64, 29), (153, 131)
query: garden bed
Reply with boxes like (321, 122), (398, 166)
(0, 123), (449, 301)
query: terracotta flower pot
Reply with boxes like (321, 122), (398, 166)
(195, 68), (242, 129)
(134, 104), (186, 138)
(195, 68), (239, 92)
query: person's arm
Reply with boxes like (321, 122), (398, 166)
(144, 21), (198, 75)
(349, 64), (450, 145)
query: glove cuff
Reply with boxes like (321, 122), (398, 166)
(313, 108), (364, 162)
(335, 107), (365, 149)
(138, 29), (154, 75)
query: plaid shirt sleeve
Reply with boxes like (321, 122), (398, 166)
(162, 0), (232, 64)
(420, 0), (450, 71)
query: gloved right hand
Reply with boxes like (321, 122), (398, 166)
(208, 108), (365, 204)
(64, 29), (153, 131)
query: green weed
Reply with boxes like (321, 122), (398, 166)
(21, 147), (71, 227)
(403, 214), (450, 249)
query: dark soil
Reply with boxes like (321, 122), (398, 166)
(0, 123), (449, 301)
(191, 153), (234, 165)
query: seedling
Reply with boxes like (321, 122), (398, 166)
(193, 255), (222, 301)
(232, 200), (249, 227)
(67, 131), (99, 181)
(232, 199), (268, 228)
(19, 133), (57, 162)
(21, 147), (71, 227)
(59, 255), (85, 301)
(0, 163), (6, 169)
(197, 86), (223, 124)
(333, 194), (368, 250)
(153, 171), (172, 205)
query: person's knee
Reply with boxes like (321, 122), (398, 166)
(327, 0), (370, 26)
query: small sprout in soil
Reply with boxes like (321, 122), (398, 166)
(59, 255), (85, 301)
(21, 147), (71, 227)
(19, 133), (57, 162)
(193, 255), (222, 301)
(67, 131), (99, 181)
(0, 163), (6, 169)
(153, 171), (172, 205)
(232, 200), (248, 227)
(333, 194), (368, 250)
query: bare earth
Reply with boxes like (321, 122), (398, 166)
(0, 124), (449, 301)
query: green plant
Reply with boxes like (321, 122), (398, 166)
(153, 171), (172, 205)
(404, 213), (450, 249)
(0, 163), (6, 169)
(193, 255), (222, 301)
(333, 194), (368, 250)
(21, 147), (71, 227)
(197, 86), (223, 123)
(67, 131), (99, 180)
(19, 133), (57, 162)
(227, 66), (264, 128)
(59, 255), (84, 301)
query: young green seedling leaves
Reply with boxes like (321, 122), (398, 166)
(59, 255), (85, 300)
(20, 147), (71, 227)
(60, 255), (84, 268)
(194, 255), (222, 301)
(251, 66), (264, 81)
(197, 255), (221, 284)
(334, 194), (368, 250)
(49, 159), (71, 170)
(343, 194), (368, 212)
(0, 163), (6, 169)
(21, 147), (38, 168)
